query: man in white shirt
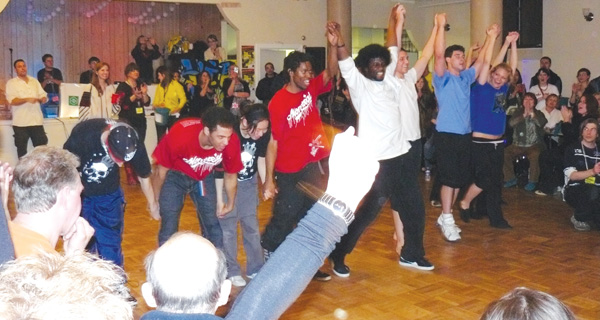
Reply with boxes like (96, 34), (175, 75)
(5, 59), (49, 158)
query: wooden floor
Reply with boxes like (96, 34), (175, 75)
(118, 170), (600, 320)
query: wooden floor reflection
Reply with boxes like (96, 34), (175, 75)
(121, 171), (600, 319)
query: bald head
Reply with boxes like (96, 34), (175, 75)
(143, 232), (228, 314)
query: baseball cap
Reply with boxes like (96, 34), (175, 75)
(107, 123), (139, 162)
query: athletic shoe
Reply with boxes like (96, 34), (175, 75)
(503, 178), (517, 188)
(330, 257), (350, 278)
(399, 256), (435, 271)
(430, 200), (442, 208)
(247, 272), (258, 279)
(534, 190), (547, 196)
(459, 207), (471, 223)
(313, 270), (332, 282)
(437, 213), (461, 241)
(571, 215), (591, 231)
(490, 219), (513, 229)
(263, 248), (273, 262)
(524, 182), (537, 191)
(229, 275), (247, 287)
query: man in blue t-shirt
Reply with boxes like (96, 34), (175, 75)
(432, 13), (498, 242)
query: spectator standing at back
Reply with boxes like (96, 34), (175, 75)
(5, 59), (49, 158)
(131, 35), (161, 84)
(256, 62), (277, 105)
(80, 56), (100, 84)
(37, 54), (63, 94)
(204, 34), (226, 61)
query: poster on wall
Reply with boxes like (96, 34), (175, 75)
(242, 69), (255, 87)
(242, 45), (255, 69)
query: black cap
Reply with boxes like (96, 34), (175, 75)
(107, 123), (139, 162)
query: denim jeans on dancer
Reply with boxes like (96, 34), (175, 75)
(226, 203), (347, 320)
(158, 170), (222, 247)
(218, 175), (264, 277)
(82, 188), (125, 267)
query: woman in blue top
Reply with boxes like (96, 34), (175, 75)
(457, 32), (519, 229)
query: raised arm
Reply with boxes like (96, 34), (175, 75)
(323, 21), (341, 84)
(413, 14), (438, 78)
(508, 32), (519, 76)
(386, 4), (405, 48)
(433, 13), (448, 77)
(332, 21), (350, 61)
(473, 23), (500, 80)
(476, 24), (500, 85)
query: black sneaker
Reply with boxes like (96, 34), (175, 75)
(313, 270), (331, 281)
(399, 256), (435, 271)
(490, 219), (512, 229)
(459, 207), (471, 223)
(330, 258), (350, 278)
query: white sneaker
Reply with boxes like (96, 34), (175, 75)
(437, 213), (461, 241)
(247, 272), (258, 279)
(229, 275), (247, 287)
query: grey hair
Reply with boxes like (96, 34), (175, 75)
(0, 251), (134, 320)
(12, 146), (80, 214)
(144, 232), (228, 313)
(480, 287), (576, 320)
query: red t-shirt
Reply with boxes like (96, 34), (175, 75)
(269, 73), (332, 173)
(153, 118), (243, 180)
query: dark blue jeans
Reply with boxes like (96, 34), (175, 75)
(158, 170), (222, 247)
(82, 188), (125, 267)
(227, 203), (348, 320)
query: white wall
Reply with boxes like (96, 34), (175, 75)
(140, 0), (594, 98)
(543, 0), (600, 96)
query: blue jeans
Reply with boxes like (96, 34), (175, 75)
(82, 188), (125, 267)
(218, 175), (264, 277)
(226, 202), (347, 320)
(158, 170), (222, 247)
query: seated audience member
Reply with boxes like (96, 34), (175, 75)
(541, 94), (564, 139)
(0, 251), (135, 320)
(569, 68), (590, 107)
(480, 287), (576, 320)
(7, 146), (94, 257)
(80, 56), (100, 84)
(503, 93), (547, 191)
(529, 56), (563, 95)
(507, 68), (525, 109)
(0, 165), (14, 264)
(563, 118), (600, 231)
(141, 127), (379, 320)
(537, 93), (600, 196)
(529, 68), (560, 111)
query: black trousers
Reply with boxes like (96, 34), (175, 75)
(332, 140), (426, 261)
(261, 162), (327, 252)
(13, 125), (48, 158)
